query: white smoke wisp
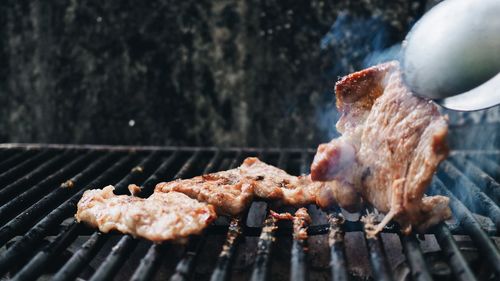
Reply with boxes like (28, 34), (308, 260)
(362, 43), (402, 68)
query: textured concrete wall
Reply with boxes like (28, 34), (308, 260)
(1, 0), (497, 149)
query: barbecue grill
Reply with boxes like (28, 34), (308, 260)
(0, 144), (498, 281)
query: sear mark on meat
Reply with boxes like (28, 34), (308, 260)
(311, 61), (451, 234)
(75, 186), (217, 242)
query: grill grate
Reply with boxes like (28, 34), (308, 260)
(0, 144), (498, 281)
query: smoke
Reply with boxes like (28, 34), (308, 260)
(315, 103), (340, 140)
(316, 11), (401, 140)
(319, 12), (398, 77)
(362, 43), (401, 68)
(443, 107), (500, 150)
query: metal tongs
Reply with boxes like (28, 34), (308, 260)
(402, 0), (500, 111)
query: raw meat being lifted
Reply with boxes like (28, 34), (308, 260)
(155, 157), (362, 215)
(76, 186), (217, 242)
(311, 61), (451, 234)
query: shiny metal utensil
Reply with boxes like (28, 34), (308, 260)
(402, 0), (500, 111)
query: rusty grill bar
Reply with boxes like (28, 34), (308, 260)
(0, 144), (498, 281)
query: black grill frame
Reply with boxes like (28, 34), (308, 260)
(0, 143), (498, 281)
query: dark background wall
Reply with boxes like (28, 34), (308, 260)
(1, 0), (498, 149)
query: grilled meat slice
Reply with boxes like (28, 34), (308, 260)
(76, 186), (217, 242)
(156, 157), (362, 215)
(311, 61), (451, 234)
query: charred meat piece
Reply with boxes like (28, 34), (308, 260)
(311, 61), (451, 234)
(75, 186), (217, 242)
(156, 157), (361, 215)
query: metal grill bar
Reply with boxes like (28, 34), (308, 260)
(450, 155), (500, 204)
(439, 161), (500, 228)
(90, 236), (138, 281)
(362, 213), (394, 281)
(130, 243), (166, 281)
(93, 154), (182, 281)
(0, 150), (36, 173)
(486, 153), (500, 165)
(210, 218), (242, 281)
(301, 151), (350, 281)
(196, 217), (472, 237)
(0, 148), (18, 163)
(2, 150), (117, 279)
(10, 223), (82, 281)
(250, 214), (277, 281)
(430, 178), (500, 276)
(52, 232), (108, 281)
(208, 152), (246, 281)
(327, 213), (348, 281)
(0, 154), (133, 275)
(289, 152), (309, 281)
(466, 154), (500, 181)
(249, 152), (288, 281)
(290, 224), (307, 281)
(0, 150), (76, 206)
(0, 152), (109, 245)
(207, 151), (245, 279)
(170, 150), (227, 281)
(114, 151), (161, 194)
(433, 224), (478, 281)
(0, 150), (54, 186)
(49, 152), (160, 281)
(400, 235), (433, 281)
(135, 151), (180, 198)
(130, 151), (201, 281)
(195, 218), (482, 238)
(169, 236), (203, 281)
